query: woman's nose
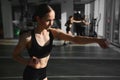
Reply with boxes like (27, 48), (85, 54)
(49, 21), (54, 26)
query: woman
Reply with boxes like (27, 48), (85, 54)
(64, 15), (83, 45)
(65, 16), (74, 35)
(13, 4), (109, 80)
(64, 15), (74, 45)
(65, 15), (87, 35)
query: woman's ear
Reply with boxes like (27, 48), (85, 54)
(35, 16), (40, 21)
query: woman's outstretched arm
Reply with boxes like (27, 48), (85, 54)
(50, 28), (109, 49)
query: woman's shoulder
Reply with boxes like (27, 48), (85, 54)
(48, 28), (63, 38)
(48, 28), (62, 33)
(19, 30), (32, 42)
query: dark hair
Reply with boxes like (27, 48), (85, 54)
(33, 3), (53, 21)
(69, 15), (73, 19)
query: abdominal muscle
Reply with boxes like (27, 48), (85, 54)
(30, 55), (50, 69)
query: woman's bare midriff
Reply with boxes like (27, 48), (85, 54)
(33, 55), (50, 69)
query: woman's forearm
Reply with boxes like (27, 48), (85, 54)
(72, 36), (98, 44)
(71, 36), (108, 48)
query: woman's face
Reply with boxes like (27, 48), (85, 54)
(38, 10), (55, 29)
(70, 16), (73, 20)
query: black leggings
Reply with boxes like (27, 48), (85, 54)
(66, 27), (71, 33)
(23, 66), (47, 80)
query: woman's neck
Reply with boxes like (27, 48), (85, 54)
(35, 25), (46, 34)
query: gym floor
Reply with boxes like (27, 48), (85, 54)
(0, 40), (120, 80)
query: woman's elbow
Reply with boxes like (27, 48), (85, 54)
(12, 50), (20, 60)
(12, 52), (17, 60)
(69, 36), (78, 43)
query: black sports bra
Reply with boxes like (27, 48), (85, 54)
(27, 29), (54, 58)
